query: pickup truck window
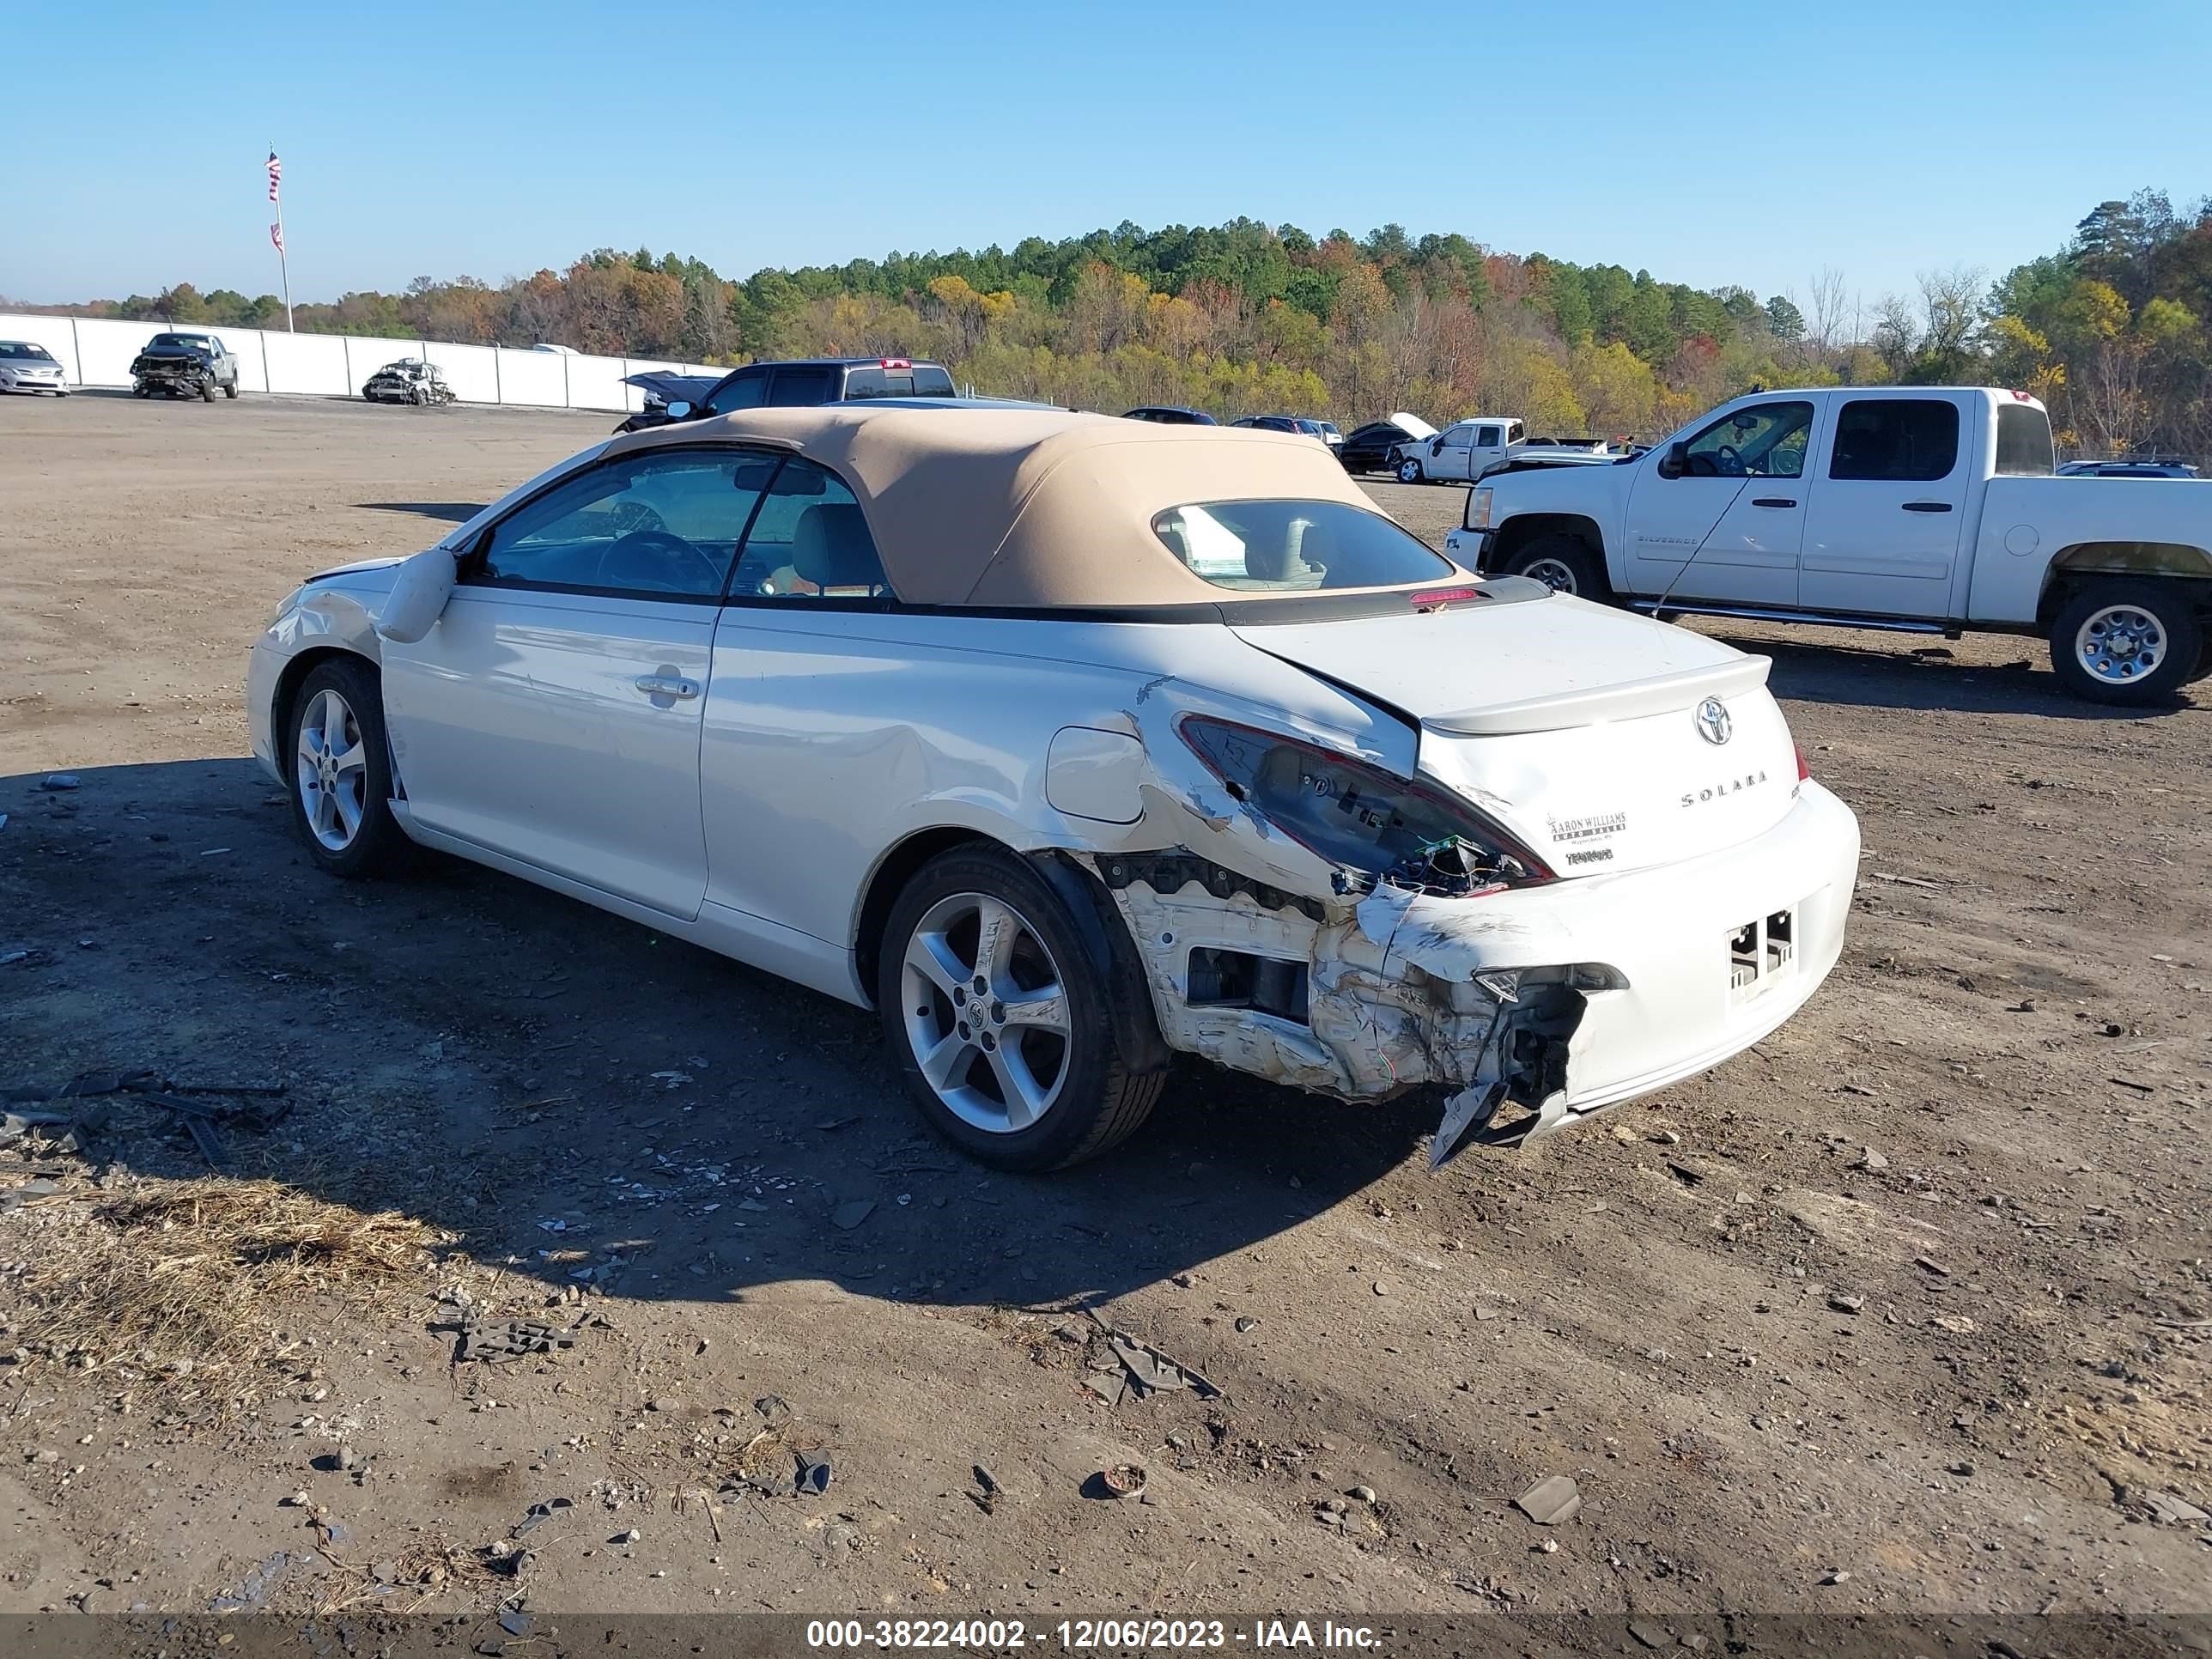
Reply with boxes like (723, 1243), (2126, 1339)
(1507, 422), (1525, 445)
(1478, 426), (1502, 447)
(1830, 399), (1959, 482)
(1996, 404), (2056, 475)
(1682, 400), (1814, 478)
(769, 367), (838, 405)
(706, 368), (769, 416)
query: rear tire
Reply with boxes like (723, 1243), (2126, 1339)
(1504, 535), (1608, 600)
(2048, 579), (2201, 704)
(283, 658), (411, 878)
(877, 847), (1163, 1171)
(223, 381), (238, 399)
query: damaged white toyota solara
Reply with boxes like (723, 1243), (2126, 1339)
(247, 404), (1860, 1170)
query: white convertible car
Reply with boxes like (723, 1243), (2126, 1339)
(248, 405), (1860, 1170)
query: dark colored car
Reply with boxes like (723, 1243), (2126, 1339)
(1338, 418), (1428, 474)
(1121, 405), (1217, 425)
(131, 332), (240, 402)
(614, 371), (726, 434)
(1230, 415), (1333, 445)
(666, 357), (960, 427)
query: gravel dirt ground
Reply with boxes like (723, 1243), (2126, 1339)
(2, 395), (2208, 1638)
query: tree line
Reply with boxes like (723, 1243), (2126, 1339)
(19, 191), (2208, 456)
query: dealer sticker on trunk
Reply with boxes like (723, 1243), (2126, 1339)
(1548, 810), (1627, 867)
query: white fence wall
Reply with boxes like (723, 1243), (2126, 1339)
(0, 312), (720, 413)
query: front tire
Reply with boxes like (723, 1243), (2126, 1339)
(223, 381), (238, 398)
(1504, 535), (1608, 599)
(199, 379), (216, 404)
(1395, 458), (1424, 484)
(877, 847), (1163, 1171)
(2048, 579), (2201, 705)
(284, 658), (410, 878)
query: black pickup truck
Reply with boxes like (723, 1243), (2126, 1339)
(131, 332), (241, 402)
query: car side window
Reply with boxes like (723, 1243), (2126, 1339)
(1829, 399), (1960, 482)
(472, 448), (779, 599)
(727, 459), (891, 602)
(1477, 426), (1501, 447)
(767, 367), (837, 405)
(1680, 400), (1815, 478)
(705, 369), (769, 416)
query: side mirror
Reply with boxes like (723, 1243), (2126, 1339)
(375, 548), (459, 644)
(1658, 441), (1689, 479)
(664, 400), (693, 420)
(1431, 436), (1446, 454)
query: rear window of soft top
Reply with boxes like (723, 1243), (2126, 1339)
(1151, 500), (1455, 592)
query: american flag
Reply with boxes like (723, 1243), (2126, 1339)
(267, 150), (283, 203)
(270, 222), (285, 252)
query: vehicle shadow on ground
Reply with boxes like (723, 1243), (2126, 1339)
(0, 759), (1427, 1317)
(353, 501), (486, 524)
(1708, 629), (2202, 720)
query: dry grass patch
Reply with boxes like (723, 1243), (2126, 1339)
(3, 1176), (454, 1410)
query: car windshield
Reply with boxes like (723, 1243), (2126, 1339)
(1151, 500), (1455, 592)
(0, 343), (55, 362)
(149, 334), (211, 351)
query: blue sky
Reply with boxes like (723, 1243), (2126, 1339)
(3, 0), (2204, 313)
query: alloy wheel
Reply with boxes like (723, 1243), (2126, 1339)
(900, 891), (1073, 1134)
(295, 688), (369, 851)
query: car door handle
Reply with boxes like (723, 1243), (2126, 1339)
(634, 674), (700, 700)
(1902, 501), (1954, 513)
(1751, 497), (1797, 508)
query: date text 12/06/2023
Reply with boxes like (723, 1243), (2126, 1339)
(805, 1619), (1383, 1650)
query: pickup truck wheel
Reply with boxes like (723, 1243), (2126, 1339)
(199, 379), (216, 404)
(1504, 536), (1607, 600)
(2048, 580), (2202, 704)
(1395, 458), (1424, 484)
(878, 847), (1164, 1172)
(223, 382), (238, 399)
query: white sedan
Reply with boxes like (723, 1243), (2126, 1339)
(247, 406), (1860, 1170)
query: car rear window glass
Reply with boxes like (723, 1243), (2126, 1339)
(1151, 501), (1455, 592)
(1995, 404), (2056, 476)
(1830, 399), (1960, 482)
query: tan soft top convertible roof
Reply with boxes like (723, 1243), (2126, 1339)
(607, 404), (1401, 608)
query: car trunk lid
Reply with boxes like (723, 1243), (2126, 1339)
(1231, 595), (1800, 875)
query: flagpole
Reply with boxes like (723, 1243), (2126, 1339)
(270, 141), (293, 332)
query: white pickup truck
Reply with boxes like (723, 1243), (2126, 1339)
(1393, 418), (1628, 486)
(1449, 386), (2211, 704)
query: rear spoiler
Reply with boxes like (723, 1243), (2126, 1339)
(1425, 655), (1771, 738)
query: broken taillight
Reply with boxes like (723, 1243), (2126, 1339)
(1175, 716), (1553, 892)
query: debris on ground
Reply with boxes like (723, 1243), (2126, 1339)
(449, 1318), (580, 1364)
(830, 1198), (876, 1230)
(40, 774), (81, 792)
(1082, 1325), (1222, 1406)
(1513, 1474), (1583, 1524)
(719, 1395), (832, 1499)
(1098, 1462), (1147, 1500)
